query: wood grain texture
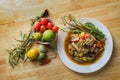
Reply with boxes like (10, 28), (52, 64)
(0, 0), (120, 80)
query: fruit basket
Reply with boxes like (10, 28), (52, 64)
(32, 18), (58, 44)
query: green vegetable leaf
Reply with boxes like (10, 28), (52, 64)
(85, 22), (106, 40)
(61, 15), (106, 41)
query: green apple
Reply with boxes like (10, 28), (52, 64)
(43, 30), (55, 41)
(32, 32), (42, 40)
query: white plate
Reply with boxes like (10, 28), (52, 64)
(57, 18), (113, 73)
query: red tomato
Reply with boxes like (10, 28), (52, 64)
(82, 36), (86, 40)
(33, 21), (41, 31)
(40, 18), (48, 26)
(40, 25), (46, 32)
(52, 26), (59, 32)
(47, 22), (54, 30)
(85, 34), (90, 38)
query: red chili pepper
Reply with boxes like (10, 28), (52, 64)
(82, 36), (86, 40)
(64, 24), (66, 26)
(40, 58), (51, 65)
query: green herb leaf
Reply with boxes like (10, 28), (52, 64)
(61, 15), (106, 41)
(85, 22), (106, 40)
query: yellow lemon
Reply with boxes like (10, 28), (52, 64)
(26, 48), (39, 60)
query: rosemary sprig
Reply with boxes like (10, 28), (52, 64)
(7, 30), (34, 68)
(7, 9), (49, 68)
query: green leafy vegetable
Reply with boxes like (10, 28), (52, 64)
(61, 14), (106, 40)
(84, 22), (105, 40)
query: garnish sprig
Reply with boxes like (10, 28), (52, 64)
(61, 14), (106, 40)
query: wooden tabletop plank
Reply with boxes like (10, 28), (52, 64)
(0, 0), (120, 80)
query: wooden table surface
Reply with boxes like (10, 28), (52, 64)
(0, 0), (120, 80)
